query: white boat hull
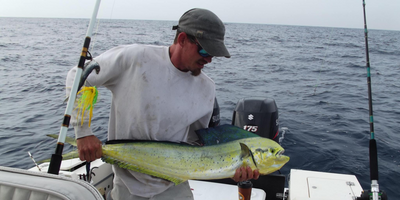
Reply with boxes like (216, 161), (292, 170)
(22, 158), (364, 200)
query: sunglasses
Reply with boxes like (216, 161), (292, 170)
(187, 35), (212, 58)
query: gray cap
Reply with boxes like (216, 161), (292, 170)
(173, 8), (230, 58)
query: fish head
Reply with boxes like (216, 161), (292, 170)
(250, 139), (290, 175)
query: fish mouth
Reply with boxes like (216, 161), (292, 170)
(275, 149), (289, 161)
(275, 149), (290, 163)
(275, 149), (284, 157)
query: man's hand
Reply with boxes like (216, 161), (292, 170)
(232, 166), (260, 182)
(76, 135), (103, 162)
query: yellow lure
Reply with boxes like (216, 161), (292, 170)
(75, 86), (98, 127)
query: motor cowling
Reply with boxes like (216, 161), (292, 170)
(231, 98), (279, 142)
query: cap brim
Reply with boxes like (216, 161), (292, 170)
(197, 38), (231, 58)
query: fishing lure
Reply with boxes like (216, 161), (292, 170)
(75, 86), (98, 127)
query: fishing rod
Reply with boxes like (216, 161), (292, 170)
(48, 0), (102, 175)
(356, 1), (387, 199)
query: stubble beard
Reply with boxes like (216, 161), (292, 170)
(190, 69), (201, 76)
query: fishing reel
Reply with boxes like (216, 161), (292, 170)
(356, 190), (388, 200)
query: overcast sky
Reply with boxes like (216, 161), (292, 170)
(1, 0), (399, 31)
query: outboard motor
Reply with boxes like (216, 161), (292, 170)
(232, 97), (279, 142)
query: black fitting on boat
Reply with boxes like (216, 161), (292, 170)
(47, 143), (64, 175)
(356, 190), (387, 200)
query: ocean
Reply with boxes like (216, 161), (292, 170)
(0, 17), (399, 198)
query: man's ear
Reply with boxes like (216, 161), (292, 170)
(177, 32), (188, 47)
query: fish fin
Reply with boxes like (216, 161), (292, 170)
(60, 150), (79, 160)
(38, 150), (80, 163)
(166, 177), (187, 185)
(196, 124), (260, 146)
(101, 156), (187, 185)
(47, 134), (77, 147)
(239, 143), (258, 168)
(240, 143), (252, 159)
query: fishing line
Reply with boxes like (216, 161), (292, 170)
(89, 0), (117, 53)
(109, 0), (117, 19)
(312, 55), (325, 96)
(312, 29), (334, 96)
(313, 28), (337, 96)
(90, 20), (101, 53)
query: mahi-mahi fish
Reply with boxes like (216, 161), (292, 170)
(48, 125), (289, 185)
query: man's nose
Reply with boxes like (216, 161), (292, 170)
(204, 56), (213, 63)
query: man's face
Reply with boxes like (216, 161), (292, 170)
(183, 37), (213, 76)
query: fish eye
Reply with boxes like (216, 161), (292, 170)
(270, 149), (275, 154)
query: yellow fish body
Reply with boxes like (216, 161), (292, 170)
(48, 125), (289, 185)
(102, 137), (289, 185)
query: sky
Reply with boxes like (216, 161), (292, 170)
(1, 0), (399, 31)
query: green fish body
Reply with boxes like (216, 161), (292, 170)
(102, 137), (289, 185)
(47, 125), (289, 185)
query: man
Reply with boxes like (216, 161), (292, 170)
(66, 8), (258, 199)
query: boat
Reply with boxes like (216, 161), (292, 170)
(0, 0), (388, 200)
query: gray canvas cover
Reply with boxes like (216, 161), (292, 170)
(0, 166), (104, 200)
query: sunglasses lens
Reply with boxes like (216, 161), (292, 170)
(189, 35), (211, 57)
(198, 48), (211, 57)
